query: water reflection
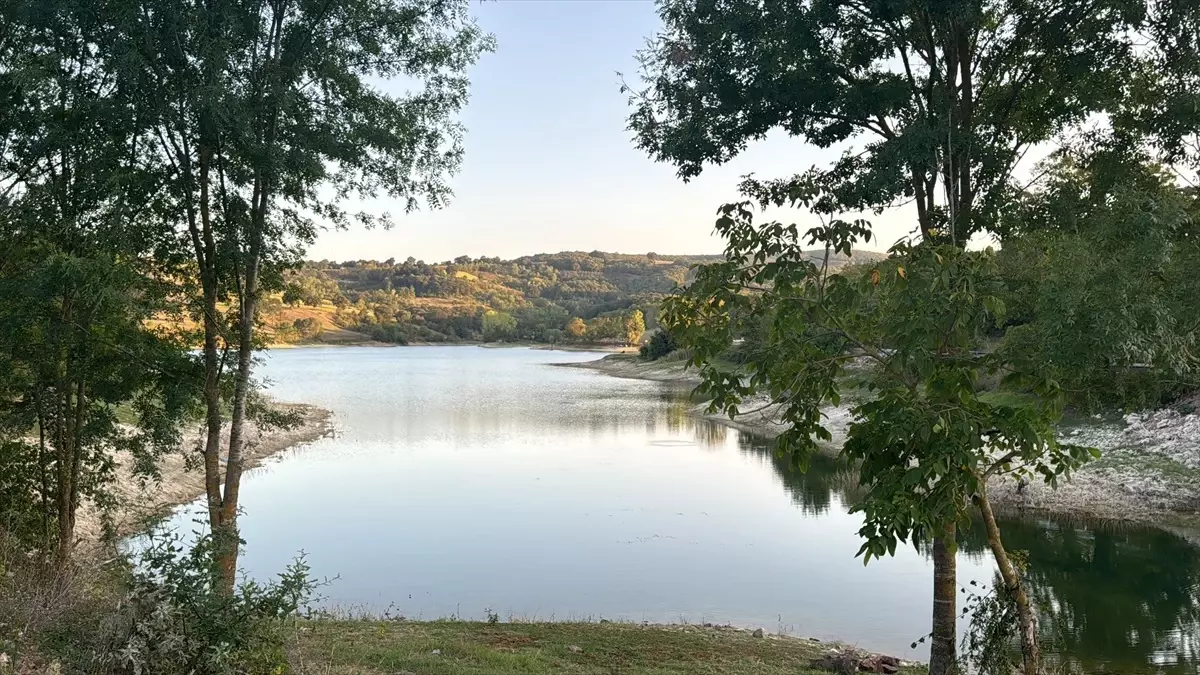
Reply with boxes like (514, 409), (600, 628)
(560, 381), (1200, 673)
(657, 385), (1200, 673)
(172, 346), (1200, 673)
(726, 412), (1200, 672)
(958, 520), (1200, 673)
(735, 434), (858, 516)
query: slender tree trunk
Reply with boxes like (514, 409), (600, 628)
(201, 308), (223, 532)
(54, 383), (86, 567)
(53, 300), (76, 568)
(216, 186), (266, 592)
(35, 389), (51, 553)
(929, 523), (958, 675)
(215, 299), (254, 592)
(977, 485), (1042, 674)
(54, 406), (74, 567)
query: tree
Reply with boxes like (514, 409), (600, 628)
(627, 0), (1142, 244)
(997, 151), (1200, 410)
(663, 213), (1095, 674)
(566, 317), (587, 340)
(585, 315), (624, 342)
(0, 0), (197, 564)
(626, 2), (1151, 670)
(481, 310), (517, 342)
(119, 0), (492, 590)
(624, 310), (646, 346)
(282, 284), (305, 307)
(640, 328), (678, 361)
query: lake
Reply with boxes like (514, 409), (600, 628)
(158, 345), (1200, 672)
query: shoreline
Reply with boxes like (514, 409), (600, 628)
(569, 354), (1200, 532)
(270, 339), (630, 352)
(77, 402), (334, 548)
(292, 619), (924, 674)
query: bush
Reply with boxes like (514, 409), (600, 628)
(292, 318), (321, 340)
(97, 531), (317, 675)
(639, 329), (677, 360)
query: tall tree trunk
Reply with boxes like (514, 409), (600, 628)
(54, 380), (85, 567)
(194, 138), (232, 592)
(977, 485), (1041, 674)
(35, 389), (51, 553)
(216, 288), (257, 592)
(54, 406), (74, 567)
(216, 187), (266, 592)
(929, 522), (958, 675)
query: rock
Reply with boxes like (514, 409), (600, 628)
(858, 654), (901, 674)
(567, 645), (584, 654)
(809, 652), (858, 673)
(752, 628), (764, 638)
(431, 649), (441, 656)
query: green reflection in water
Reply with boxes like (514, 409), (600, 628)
(958, 518), (1200, 674)
(699, 397), (1200, 675)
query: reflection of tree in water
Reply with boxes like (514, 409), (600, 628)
(657, 388), (729, 447)
(724, 417), (1200, 673)
(734, 433), (862, 516)
(958, 517), (1200, 673)
(622, 383), (1200, 673)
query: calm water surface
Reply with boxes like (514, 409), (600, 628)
(160, 346), (1200, 672)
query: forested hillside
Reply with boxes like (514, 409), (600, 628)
(264, 250), (884, 345)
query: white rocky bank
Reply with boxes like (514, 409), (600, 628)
(712, 393), (1200, 524)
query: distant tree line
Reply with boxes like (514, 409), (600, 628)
(268, 252), (723, 345)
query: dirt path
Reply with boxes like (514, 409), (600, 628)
(76, 403), (333, 547)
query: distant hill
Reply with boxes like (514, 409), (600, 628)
(261, 249), (887, 345)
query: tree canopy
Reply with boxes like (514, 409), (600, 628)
(627, 0), (1148, 242)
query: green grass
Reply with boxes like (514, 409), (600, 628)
(288, 620), (925, 675)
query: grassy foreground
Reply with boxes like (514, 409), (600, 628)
(289, 620), (925, 674)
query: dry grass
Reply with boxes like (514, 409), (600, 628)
(0, 538), (124, 674)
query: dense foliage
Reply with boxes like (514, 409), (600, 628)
(629, 0), (1200, 672)
(102, 533), (316, 675)
(995, 152), (1200, 410)
(273, 252), (727, 344)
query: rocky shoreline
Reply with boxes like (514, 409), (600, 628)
(76, 402), (334, 548)
(569, 354), (1200, 530)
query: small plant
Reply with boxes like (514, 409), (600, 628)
(958, 552), (1056, 675)
(485, 608), (499, 625)
(99, 530), (318, 675)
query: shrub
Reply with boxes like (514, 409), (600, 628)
(98, 531), (317, 675)
(292, 318), (322, 340)
(639, 329), (677, 360)
(0, 532), (121, 674)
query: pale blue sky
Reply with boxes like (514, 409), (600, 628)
(309, 0), (909, 262)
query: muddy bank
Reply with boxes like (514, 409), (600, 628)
(572, 354), (1200, 528)
(76, 403), (333, 548)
